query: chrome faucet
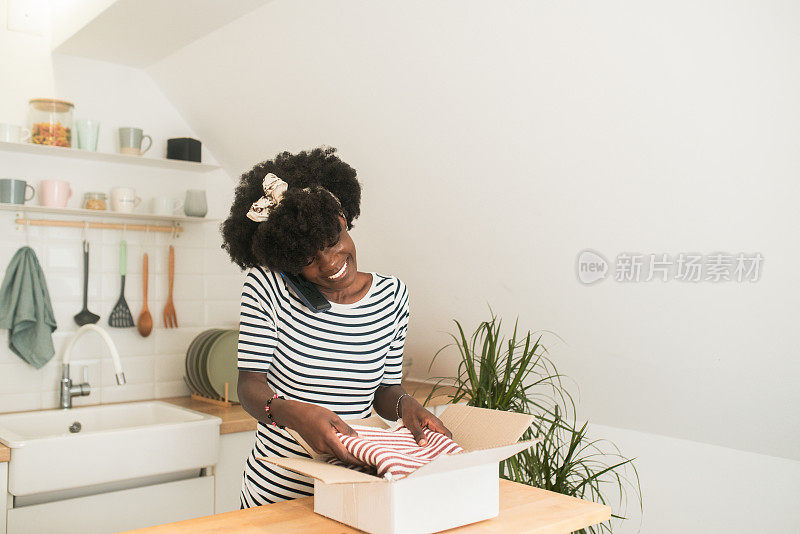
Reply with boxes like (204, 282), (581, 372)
(60, 324), (127, 409)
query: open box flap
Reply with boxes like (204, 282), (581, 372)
(259, 406), (538, 485)
(401, 438), (540, 480)
(286, 414), (390, 460)
(257, 437), (540, 486)
(438, 404), (536, 450)
(256, 455), (386, 484)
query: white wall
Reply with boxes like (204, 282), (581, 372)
(588, 420), (800, 533)
(0, 2), (243, 411)
(143, 0), (800, 530)
(146, 0), (800, 458)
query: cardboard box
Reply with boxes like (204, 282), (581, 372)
(257, 404), (541, 534)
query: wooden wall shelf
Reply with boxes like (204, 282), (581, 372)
(0, 204), (219, 224)
(0, 140), (220, 173)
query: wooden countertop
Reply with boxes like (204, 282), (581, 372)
(0, 379), (458, 463)
(125, 478), (610, 533)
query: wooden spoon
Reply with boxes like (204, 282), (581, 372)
(137, 253), (153, 337)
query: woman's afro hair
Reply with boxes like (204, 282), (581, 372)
(220, 146), (361, 275)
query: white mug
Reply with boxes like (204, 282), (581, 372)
(0, 123), (31, 143)
(150, 197), (183, 216)
(111, 187), (141, 213)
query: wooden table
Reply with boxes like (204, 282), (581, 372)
(126, 478), (610, 533)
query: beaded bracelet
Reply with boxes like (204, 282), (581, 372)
(265, 393), (286, 429)
(395, 392), (411, 420)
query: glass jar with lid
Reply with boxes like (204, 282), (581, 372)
(83, 192), (107, 211)
(28, 98), (75, 147)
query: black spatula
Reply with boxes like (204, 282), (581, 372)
(74, 240), (100, 326)
(109, 239), (135, 328)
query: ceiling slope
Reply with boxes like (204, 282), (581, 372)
(51, 0), (271, 67)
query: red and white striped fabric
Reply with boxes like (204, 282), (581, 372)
(327, 424), (465, 481)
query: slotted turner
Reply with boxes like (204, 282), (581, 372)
(109, 239), (135, 328)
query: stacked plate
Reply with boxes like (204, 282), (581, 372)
(184, 328), (239, 402)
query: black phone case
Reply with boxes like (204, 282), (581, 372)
(280, 272), (331, 313)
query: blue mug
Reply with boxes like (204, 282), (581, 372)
(0, 179), (35, 205)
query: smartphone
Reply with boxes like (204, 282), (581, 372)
(280, 272), (331, 313)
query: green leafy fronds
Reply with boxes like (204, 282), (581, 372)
(427, 305), (643, 534)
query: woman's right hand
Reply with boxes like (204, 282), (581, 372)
(289, 403), (371, 468)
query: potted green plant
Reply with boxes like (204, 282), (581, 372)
(422, 308), (642, 534)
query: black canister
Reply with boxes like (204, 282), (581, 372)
(167, 137), (202, 162)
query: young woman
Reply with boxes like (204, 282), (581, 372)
(221, 146), (452, 508)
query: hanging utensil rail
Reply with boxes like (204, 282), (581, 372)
(14, 218), (183, 234)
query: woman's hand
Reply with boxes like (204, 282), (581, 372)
(289, 403), (371, 468)
(400, 396), (453, 446)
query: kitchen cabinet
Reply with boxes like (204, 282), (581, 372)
(0, 463), (7, 534)
(214, 431), (254, 513)
(6, 474), (213, 534)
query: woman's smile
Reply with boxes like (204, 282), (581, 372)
(325, 258), (349, 281)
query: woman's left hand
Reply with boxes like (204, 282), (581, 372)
(400, 395), (453, 446)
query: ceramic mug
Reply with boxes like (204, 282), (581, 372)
(184, 189), (207, 217)
(110, 187), (142, 213)
(39, 180), (72, 208)
(0, 179), (35, 204)
(118, 127), (152, 156)
(0, 123), (31, 143)
(150, 197), (183, 216)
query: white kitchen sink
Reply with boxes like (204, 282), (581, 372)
(0, 401), (222, 496)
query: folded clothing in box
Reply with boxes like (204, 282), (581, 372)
(258, 405), (542, 534)
(327, 424), (465, 480)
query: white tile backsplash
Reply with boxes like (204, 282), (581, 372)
(154, 328), (204, 354)
(203, 274), (246, 301)
(46, 243), (99, 272)
(172, 274), (205, 301)
(204, 247), (240, 275)
(155, 353), (187, 383)
(0, 222), (242, 414)
(155, 380), (191, 399)
(0, 362), (44, 394)
(46, 272), (89, 300)
(173, 247), (206, 275)
(1, 392), (42, 413)
(99, 383), (156, 404)
(175, 301), (205, 327)
(205, 300), (239, 327)
(101, 356), (154, 386)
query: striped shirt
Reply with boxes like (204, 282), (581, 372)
(237, 266), (410, 508)
(327, 424), (465, 480)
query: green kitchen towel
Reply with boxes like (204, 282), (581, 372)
(0, 247), (57, 369)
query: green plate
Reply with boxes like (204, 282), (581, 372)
(184, 331), (212, 395)
(206, 329), (239, 402)
(195, 329), (224, 398)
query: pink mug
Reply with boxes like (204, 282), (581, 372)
(39, 180), (72, 208)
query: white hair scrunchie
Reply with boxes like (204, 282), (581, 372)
(246, 172), (345, 223)
(246, 173), (289, 222)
